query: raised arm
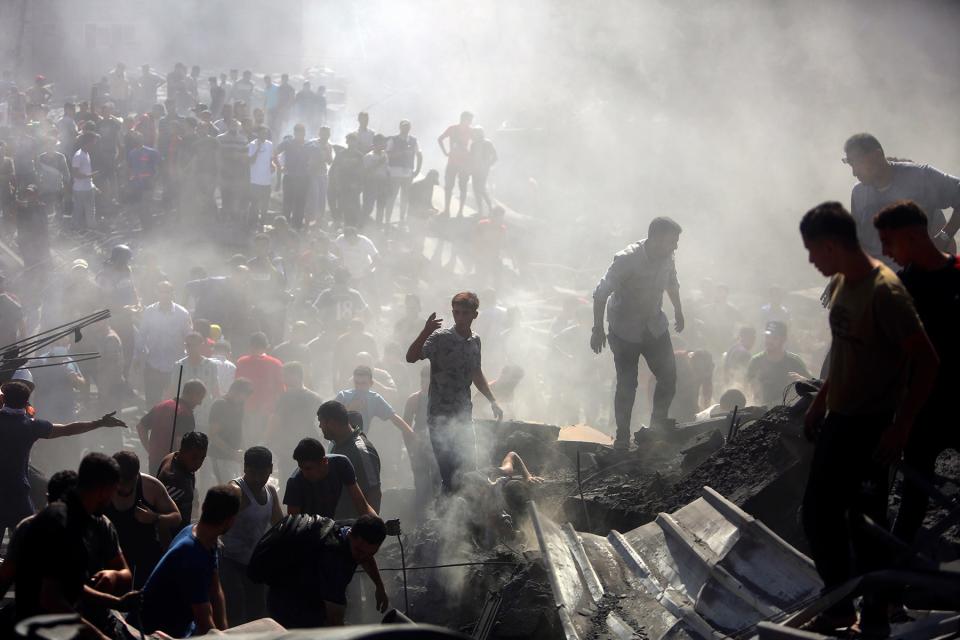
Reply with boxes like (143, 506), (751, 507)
(45, 412), (126, 440)
(405, 313), (441, 363)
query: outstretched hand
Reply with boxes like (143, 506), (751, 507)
(423, 312), (443, 334)
(98, 411), (127, 428)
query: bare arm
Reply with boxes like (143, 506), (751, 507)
(667, 285), (684, 333)
(142, 475), (182, 531)
(210, 570), (228, 630)
(406, 313), (441, 363)
(402, 392), (418, 427)
(347, 483), (377, 517)
(437, 130), (449, 156)
(390, 413), (415, 436)
(499, 451), (532, 480)
(472, 369), (503, 421)
(46, 412), (126, 440)
(359, 556), (389, 612)
(191, 602), (217, 636)
(269, 486), (283, 524)
(875, 330), (939, 463)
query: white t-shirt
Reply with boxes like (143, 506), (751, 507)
(71, 149), (93, 191)
(139, 302), (192, 372)
(248, 139), (274, 186)
(335, 234), (379, 279)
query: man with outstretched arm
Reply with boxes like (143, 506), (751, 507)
(798, 201), (938, 636)
(406, 291), (502, 493)
(591, 217), (684, 450)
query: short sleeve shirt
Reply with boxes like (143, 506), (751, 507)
(335, 388), (394, 434)
(746, 351), (810, 406)
(0, 412), (53, 526)
(139, 525), (219, 637)
(158, 454), (196, 528)
(422, 327), (482, 420)
(282, 456), (357, 518)
(826, 264), (924, 415)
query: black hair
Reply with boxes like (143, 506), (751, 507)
(181, 379), (207, 398)
(347, 411), (364, 431)
(283, 361), (304, 381)
(452, 291), (480, 311)
(873, 200), (929, 231)
(293, 437), (326, 463)
(244, 446), (273, 469)
(181, 431), (209, 452)
(112, 450), (140, 482)
(1, 380), (32, 408)
(719, 388), (747, 410)
(799, 201), (859, 249)
(844, 133), (883, 157)
(47, 470), (78, 503)
(200, 485), (241, 524)
(78, 453), (121, 490)
(228, 377), (254, 395)
(250, 331), (269, 350)
(353, 365), (373, 379)
(318, 400), (349, 426)
(351, 514), (387, 545)
(648, 216), (683, 238)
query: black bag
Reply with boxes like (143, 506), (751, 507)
(246, 514), (338, 585)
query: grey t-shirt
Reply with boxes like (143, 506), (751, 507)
(594, 239), (678, 342)
(851, 161), (960, 262)
(422, 327), (482, 421)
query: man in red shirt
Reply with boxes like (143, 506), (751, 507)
(137, 379), (207, 474)
(236, 332), (284, 432)
(437, 111), (474, 217)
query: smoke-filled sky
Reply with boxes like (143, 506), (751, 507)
(301, 0), (960, 292)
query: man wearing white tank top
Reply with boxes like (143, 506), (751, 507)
(219, 446), (282, 626)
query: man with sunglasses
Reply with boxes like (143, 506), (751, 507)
(843, 133), (960, 264)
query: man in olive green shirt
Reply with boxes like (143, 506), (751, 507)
(798, 202), (938, 635)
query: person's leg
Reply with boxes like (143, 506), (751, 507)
(399, 176), (411, 222)
(291, 176), (307, 229)
(892, 415), (943, 545)
(472, 172), (487, 215)
(317, 173), (328, 226)
(220, 556), (247, 626)
(244, 571), (268, 622)
(385, 177), (401, 225)
(640, 330), (677, 425)
(443, 162), (456, 215)
(801, 413), (862, 622)
(428, 419), (456, 494)
(608, 332), (643, 445)
(457, 169), (468, 216)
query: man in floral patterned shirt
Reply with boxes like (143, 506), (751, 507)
(406, 291), (502, 493)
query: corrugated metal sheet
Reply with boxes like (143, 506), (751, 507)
(531, 486), (824, 640)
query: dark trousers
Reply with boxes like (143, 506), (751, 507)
(221, 557), (267, 626)
(428, 414), (475, 494)
(892, 402), (955, 545)
(802, 412), (891, 616)
(283, 174), (309, 229)
(268, 585), (328, 628)
(609, 330), (676, 442)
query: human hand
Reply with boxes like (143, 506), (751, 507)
(134, 505), (158, 525)
(874, 422), (910, 465)
(91, 570), (119, 592)
(115, 590), (142, 613)
(375, 585), (389, 613)
(423, 312), (442, 334)
(590, 327), (606, 354)
(97, 411), (127, 428)
(674, 310), (685, 333)
(491, 401), (503, 422)
(528, 476), (545, 485)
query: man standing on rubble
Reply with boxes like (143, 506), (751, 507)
(406, 291), (503, 494)
(591, 217), (684, 450)
(799, 202), (939, 635)
(872, 202), (960, 554)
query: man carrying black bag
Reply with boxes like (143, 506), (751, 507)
(248, 513), (389, 628)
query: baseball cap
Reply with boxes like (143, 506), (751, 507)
(764, 321), (788, 339)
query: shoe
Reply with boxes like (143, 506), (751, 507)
(800, 611), (857, 634)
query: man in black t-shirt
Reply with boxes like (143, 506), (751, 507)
(208, 378), (253, 482)
(158, 432), (209, 529)
(14, 454), (138, 636)
(318, 401), (382, 515)
(282, 437), (376, 519)
(874, 201), (960, 546)
(267, 514), (388, 628)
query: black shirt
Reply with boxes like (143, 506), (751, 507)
(282, 456), (357, 518)
(14, 494), (121, 621)
(331, 429), (381, 517)
(899, 254), (960, 399)
(158, 453), (196, 529)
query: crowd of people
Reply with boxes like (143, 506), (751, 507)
(0, 54), (958, 639)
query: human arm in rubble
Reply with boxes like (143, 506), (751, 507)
(497, 451), (543, 484)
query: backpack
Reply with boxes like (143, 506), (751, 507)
(246, 513), (339, 585)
